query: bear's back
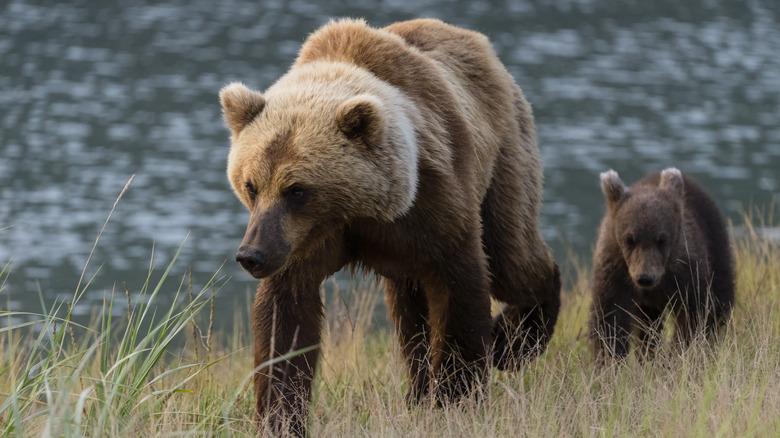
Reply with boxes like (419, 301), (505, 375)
(294, 19), (513, 100)
(384, 18), (509, 89)
(294, 18), (530, 199)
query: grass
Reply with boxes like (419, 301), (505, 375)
(1, 209), (778, 437)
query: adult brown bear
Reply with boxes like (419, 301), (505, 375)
(590, 168), (735, 361)
(220, 18), (561, 435)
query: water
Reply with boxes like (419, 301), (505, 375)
(1, 0), (778, 326)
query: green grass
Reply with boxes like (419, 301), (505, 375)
(1, 209), (779, 436)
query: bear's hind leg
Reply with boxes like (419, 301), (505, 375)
(480, 144), (561, 370)
(383, 275), (431, 403)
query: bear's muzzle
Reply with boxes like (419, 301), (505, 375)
(236, 203), (291, 278)
(235, 246), (267, 277)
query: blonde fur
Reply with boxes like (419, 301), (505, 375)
(223, 60), (419, 222)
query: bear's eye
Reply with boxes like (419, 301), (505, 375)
(245, 181), (257, 201)
(284, 183), (307, 205)
(625, 235), (636, 248)
(657, 235), (667, 247)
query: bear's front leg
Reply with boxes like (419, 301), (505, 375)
(383, 275), (431, 403)
(252, 269), (323, 436)
(423, 234), (492, 402)
(674, 279), (723, 347)
(589, 281), (634, 363)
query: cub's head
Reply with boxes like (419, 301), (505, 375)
(220, 70), (418, 278)
(600, 168), (684, 290)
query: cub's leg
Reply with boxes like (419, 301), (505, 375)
(589, 279), (634, 362)
(635, 305), (664, 359)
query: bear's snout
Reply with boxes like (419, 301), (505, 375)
(636, 273), (657, 288)
(236, 245), (289, 278)
(626, 250), (664, 290)
(236, 204), (292, 278)
(236, 246), (267, 276)
(235, 243), (288, 278)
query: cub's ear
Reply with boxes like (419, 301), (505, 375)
(659, 167), (684, 196)
(336, 95), (383, 147)
(219, 82), (266, 136)
(600, 169), (629, 206)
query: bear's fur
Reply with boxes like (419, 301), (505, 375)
(589, 168), (735, 361)
(220, 18), (560, 434)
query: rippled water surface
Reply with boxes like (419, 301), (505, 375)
(1, 0), (778, 322)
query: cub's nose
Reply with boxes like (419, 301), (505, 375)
(235, 247), (266, 273)
(636, 274), (656, 288)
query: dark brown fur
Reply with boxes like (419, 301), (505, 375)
(221, 19), (561, 435)
(589, 168), (735, 362)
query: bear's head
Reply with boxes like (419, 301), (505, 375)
(600, 168), (685, 290)
(220, 65), (419, 278)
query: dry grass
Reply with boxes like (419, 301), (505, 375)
(1, 211), (779, 437)
(311, 215), (779, 437)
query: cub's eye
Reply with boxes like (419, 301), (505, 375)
(657, 235), (667, 247)
(245, 181), (257, 201)
(284, 183), (307, 205)
(625, 235), (636, 248)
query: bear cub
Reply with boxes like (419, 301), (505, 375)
(589, 167), (734, 361)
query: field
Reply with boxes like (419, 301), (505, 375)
(1, 211), (778, 437)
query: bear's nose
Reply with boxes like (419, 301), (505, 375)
(636, 274), (656, 287)
(236, 246), (266, 273)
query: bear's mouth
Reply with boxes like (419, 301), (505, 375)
(242, 261), (286, 279)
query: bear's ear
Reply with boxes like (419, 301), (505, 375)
(600, 169), (629, 206)
(336, 95), (383, 147)
(659, 167), (684, 196)
(220, 82), (266, 136)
